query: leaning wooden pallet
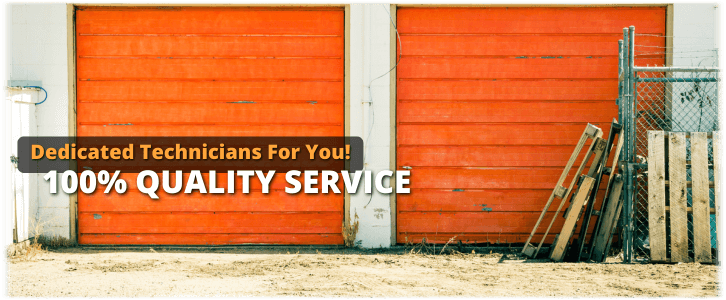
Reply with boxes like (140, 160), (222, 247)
(588, 121), (626, 261)
(521, 123), (603, 258)
(647, 131), (720, 263)
(570, 120), (624, 261)
(594, 121), (625, 229)
(547, 136), (607, 261)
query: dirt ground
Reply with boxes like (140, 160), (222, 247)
(6, 246), (720, 297)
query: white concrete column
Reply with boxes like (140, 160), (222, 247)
(348, 4), (393, 248)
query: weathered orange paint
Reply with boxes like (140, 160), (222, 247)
(76, 7), (345, 245)
(396, 7), (666, 244)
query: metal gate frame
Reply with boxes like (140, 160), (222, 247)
(618, 26), (720, 263)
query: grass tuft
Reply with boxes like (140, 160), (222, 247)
(342, 213), (359, 248)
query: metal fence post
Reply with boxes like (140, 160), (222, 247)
(618, 39), (624, 113)
(620, 27), (631, 262)
(624, 26), (638, 263)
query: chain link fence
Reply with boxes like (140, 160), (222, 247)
(620, 27), (720, 263)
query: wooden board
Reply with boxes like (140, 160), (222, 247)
(714, 132), (721, 263)
(591, 175), (623, 262)
(668, 132), (689, 262)
(691, 132), (711, 263)
(602, 190), (625, 262)
(549, 176), (595, 262)
(647, 131), (667, 262)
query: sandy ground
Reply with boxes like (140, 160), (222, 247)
(6, 246), (720, 297)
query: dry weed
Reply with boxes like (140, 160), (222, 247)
(9, 216), (75, 261)
(36, 235), (75, 249)
(342, 213), (359, 247)
(406, 236), (462, 256)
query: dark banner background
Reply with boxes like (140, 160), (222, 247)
(18, 136), (363, 173)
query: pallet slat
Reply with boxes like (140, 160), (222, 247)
(549, 176), (595, 262)
(668, 132), (689, 262)
(691, 132), (711, 263)
(647, 131), (667, 262)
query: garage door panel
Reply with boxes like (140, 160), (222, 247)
(78, 103), (343, 125)
(399, 57), (663, 79)
(397, 123), (610, 146)
(77, 58), (343, 80)
(398, 211), (570, 233)
(398, 212), (599, 238)
(76, 9), (344, 35)
(397, 145), (612, 168)
(79, 191), (343, 212)
(398, 233), (561, 244)
(78, 36), (343, 57)
(397, 101), (617, 123)
(79, 212), (343, 234)
(80, 233), (343, 245)
(78, 81), (343, 102)
(399, 189), (606, 212)
(405, 167), (603, 190)
(398, 80), (617, 101)
(78, 124), (343, 137)
(402, 35), (664, 56)
(398, 7), (666, 34)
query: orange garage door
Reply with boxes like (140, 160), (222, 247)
(396, 7), (665, 244)
(76, 7), (345, 245)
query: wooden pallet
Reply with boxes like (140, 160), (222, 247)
(570, 120), (624, 261)
(521, 123), (603, 258)
(648, 131), (720, 263)
(550, 176), (596, 262)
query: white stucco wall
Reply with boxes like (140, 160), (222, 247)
(671, 3), (720, 133)
(0, 3), (13, 297)
(673, 3), (720, 67)
(7, 3), (70, 239)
